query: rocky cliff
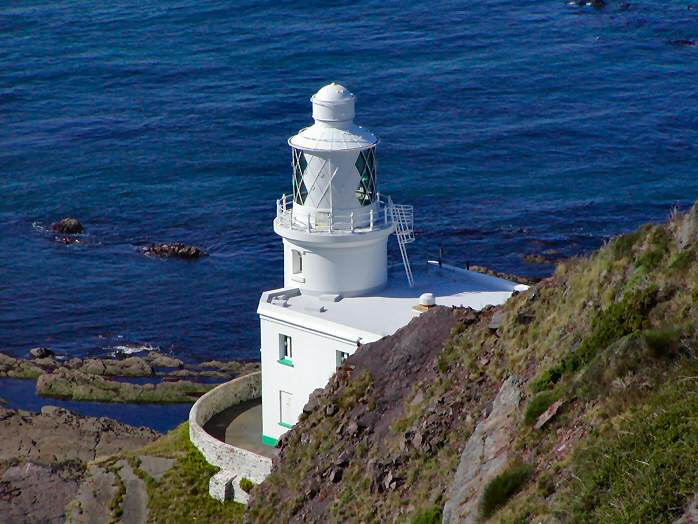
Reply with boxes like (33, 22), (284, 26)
(247, 203), (698, 523)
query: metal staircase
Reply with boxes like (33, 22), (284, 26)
(387, 196), (415, 287)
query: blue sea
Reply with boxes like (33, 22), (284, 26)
(1, 1), (697, 428)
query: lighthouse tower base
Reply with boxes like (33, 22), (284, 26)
(277, 223), (393, 298)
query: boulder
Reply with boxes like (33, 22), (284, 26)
(29, 347), (54, 359)
(51, 217), (84, 234)
(147, 352), (184, 369)
(0, 352), (43, 379)
(80, 356), (153, 376)
(142, 243), (207, 259)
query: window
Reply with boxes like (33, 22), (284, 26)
(292, 148), (308, 205)
(355, 147), (377, 206)
(291, 249), (302, 274)
(279, 390), (294, 428)
(278, 334), (293, 366)
(336, 350), (350, 367)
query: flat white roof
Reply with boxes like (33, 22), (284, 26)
(258, 261), (528, 344)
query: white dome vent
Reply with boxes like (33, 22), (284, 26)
(419, 293), (436, 307)
(311, 83), (355, 123)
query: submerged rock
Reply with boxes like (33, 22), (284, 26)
(51, 217), (84, 234)
(142, 243), (207, 259)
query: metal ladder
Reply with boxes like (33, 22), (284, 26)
(387, 196), (415, 287)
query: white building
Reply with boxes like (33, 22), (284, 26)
(258, 83), (526, 446)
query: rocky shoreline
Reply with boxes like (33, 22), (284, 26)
(0, 405), (160, 523)
(0, 351), (259, 404)
(0, 349), (260, 523)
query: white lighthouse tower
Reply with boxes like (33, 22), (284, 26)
(275, 82), (400, 297)
(258, 84), (525, 446)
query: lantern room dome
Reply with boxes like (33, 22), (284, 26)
(289, 82), (378, 152)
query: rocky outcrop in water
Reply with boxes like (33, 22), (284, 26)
(142, 243), (207, 259)
(51, 217), (84, 234)
(36, 368), (213, 403)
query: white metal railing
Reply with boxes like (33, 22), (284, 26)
(276, 193), (401, 234)
(387, 195), (415, 287)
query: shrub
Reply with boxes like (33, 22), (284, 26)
(480, 463), (534, 519)
(669, 249), (695, 271)
(410, 505), (442, 524)
(524, 391), (560, 426)
(239, 477), (255, 493)
(636, 248), (664, 272)
(644, 328), (680, 358)
(611, 230), (643, 260)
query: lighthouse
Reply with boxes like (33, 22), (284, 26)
(275, 82), (396, 297)
(258, 84), (526, 446)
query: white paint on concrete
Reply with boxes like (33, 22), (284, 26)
(188, 372), (271, 504)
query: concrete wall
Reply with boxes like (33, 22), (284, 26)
(189, 372), (272, 504)
(260, 316), (360, 444)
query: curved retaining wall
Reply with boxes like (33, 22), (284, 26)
(189, 371), (272, 503)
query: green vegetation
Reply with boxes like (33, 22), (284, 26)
(248, 203), (698, 523)
(108, 423), (245, 523)
(239, 477), (254, 493)
(530, 285), (658, 393)
(560, 361), (698, 523)
(524, 390), (560, 426)
(480, 463), (534, 519)
(411, 504), (443, 524)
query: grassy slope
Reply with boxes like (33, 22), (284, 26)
(248, 203), (698, 523)
(110, 423), (245, 523)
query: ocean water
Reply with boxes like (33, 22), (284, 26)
(2, 0), (698, 365)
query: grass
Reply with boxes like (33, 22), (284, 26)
(129, 423), (244, 523)
(239, 477), (254, 493)
(559, 361), (698, 523)
(480, 463), (534, 519)
(410, 505), (443, 524)
(530, 285), (658, 393)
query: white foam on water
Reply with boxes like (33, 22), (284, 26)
(107, 343), (160, 357)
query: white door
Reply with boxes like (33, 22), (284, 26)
(280, 390), (294, 427)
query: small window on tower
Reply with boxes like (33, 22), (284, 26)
(355, 147), (377, 206)
(291, 250), (303, 274)
(278, 334), (293, 366)
(292, 148), (308, 205)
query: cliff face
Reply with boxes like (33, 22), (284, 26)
(247, 203), (698, 524)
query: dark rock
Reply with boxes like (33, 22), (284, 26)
(468, 265), (540, 285)
(51, 218), (84, 234)
(670, 39), (698, 48)
(142, 243), (207, 259)
(328, 467), (343, 483)
(29, 347), (54, 359)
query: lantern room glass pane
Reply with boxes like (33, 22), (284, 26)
(355, 147), (377, 206)
(292, 148), (308, 205)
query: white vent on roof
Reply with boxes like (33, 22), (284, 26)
(419, 293), (436, 307)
